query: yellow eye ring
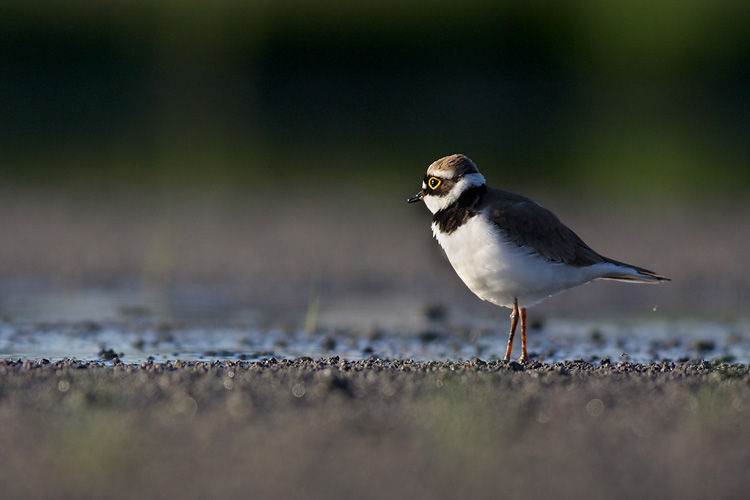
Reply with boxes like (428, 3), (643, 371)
(428, 177), (441, 190)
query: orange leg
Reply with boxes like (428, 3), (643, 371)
(518, 307), (530, 363)
(503, 299), (519, 361)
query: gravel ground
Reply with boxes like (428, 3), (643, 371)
(1, 357), (749, 499)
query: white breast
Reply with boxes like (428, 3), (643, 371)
(432, 212), (619, 308)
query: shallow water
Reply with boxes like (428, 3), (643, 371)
(2, 314), (747, 365)
(1, 279), (748, 364)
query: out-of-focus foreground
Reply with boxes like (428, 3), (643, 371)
(1, 358), (749, 499)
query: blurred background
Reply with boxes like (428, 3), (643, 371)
(1, 0), (749, 329)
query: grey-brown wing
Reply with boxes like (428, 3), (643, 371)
(486, 189), (604, 267)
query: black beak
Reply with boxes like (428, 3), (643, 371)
(407, 191), (424, 203)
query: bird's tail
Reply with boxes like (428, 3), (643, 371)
(599, 258), (670, 283)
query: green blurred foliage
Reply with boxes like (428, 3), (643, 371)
(1, 0), (749, 196)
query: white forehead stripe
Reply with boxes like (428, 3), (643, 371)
(423, 172), (486, 214)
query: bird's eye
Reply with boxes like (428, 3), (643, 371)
(428, 177), (441, 190)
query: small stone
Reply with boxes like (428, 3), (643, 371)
(687, 340), (715, 352)
(321, 336), (336, 351)
(98, 348), (123, 361)
(423, 304), (447, 322)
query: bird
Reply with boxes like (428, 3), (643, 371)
(408, 154), (669, 363)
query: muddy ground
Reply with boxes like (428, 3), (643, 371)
(1, 357), (749, 499)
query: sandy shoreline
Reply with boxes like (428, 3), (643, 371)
(1, 357), (749, 498)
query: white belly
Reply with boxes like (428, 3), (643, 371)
(432, 215), (614, 308)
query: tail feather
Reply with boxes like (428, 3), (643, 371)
(599, 258), (670, 284)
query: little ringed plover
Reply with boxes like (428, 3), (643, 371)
(408, 154), (669, 363)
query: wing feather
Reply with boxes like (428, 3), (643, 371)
(486, 188), (606, 267)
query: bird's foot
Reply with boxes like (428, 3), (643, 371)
(517, 354), (531, 364)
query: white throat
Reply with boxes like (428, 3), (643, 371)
(423, 172), (486, 214)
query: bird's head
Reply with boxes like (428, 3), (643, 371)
(407, 154), (486, 214)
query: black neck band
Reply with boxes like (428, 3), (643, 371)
(432, 184), (486, 234)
